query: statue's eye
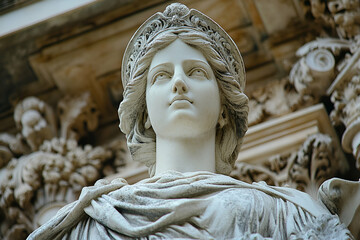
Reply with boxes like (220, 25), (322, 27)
(153, 72), (171, 82)
(189, 68), (208, 79)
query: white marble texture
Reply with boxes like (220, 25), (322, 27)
(27, 3), (354, 239)
(28, 171), (352, 239)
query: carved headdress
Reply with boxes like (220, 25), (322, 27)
(119, 3), (248, 176)
(121, 3), (245, 90)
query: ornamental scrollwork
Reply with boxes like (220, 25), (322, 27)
(0, 93), (130, 239)
(231, 134), (347, 198)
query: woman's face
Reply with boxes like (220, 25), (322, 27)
(146, 39), (221, 139)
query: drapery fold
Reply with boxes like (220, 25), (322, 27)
(28, 171), (352, 239)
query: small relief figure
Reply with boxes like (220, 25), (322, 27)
(14, 97), (56, 151)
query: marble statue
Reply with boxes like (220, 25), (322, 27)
(28, 3), (353, 239)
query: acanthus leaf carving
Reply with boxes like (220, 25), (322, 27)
(330, 74), (360, 168)
(57, 91), (99, 141)
(0, 138), (113, 237)
(231, 133), (346, 198)
(330, 75), (360, 128)
(247, 99), (264, 126)
(0, 92), (129, 239)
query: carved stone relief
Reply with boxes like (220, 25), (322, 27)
(247, 1), (360, 139)
(14, 97), (57, 152)
(57, 92), (99, 141)
(0, 133), (28, 168)
(0, 94), (129, 239)
(0, 1), (358, 239)
(102, 138), (147, 184)
(0, 139), (113, 239)
(231, 133), (343, 198)
(317, 33), (360, 169)
(248, 37), (353, 126)
(248, 78), (304, 126)
(301, 0), (360, 39)
(247, 28), (360, 176)
(296, 1), (360, 169)
(330, 69), (360, 168)
(102, 138), (141, 176)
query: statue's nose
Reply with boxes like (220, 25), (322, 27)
(172, 75), (188, 94)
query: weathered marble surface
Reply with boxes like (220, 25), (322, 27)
(319, 177), (360, 239)
(28, 171), (352, 239)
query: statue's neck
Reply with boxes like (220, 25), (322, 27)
(154, 131), (216, 175)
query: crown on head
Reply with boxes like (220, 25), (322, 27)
(121, 3), (245, 91)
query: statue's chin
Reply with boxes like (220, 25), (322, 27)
(152, 112), (218, 140)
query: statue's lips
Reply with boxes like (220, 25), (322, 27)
(170, 95), (193, 105)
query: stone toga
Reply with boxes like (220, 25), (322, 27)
(28, 171), (352, 239)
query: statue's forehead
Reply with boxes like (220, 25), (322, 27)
(149, 39), (208, 71)
(122, 3), (245, 91)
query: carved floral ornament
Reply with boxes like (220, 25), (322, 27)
(247, 37), (359, 126)
(247, 0), (360, 126)
(0, 93), (131, 239)
(57, 92), (99, 141)
(301, 0), (360, 39)
(231, 133), (346, 198)
(248, 36), (360, 170)
(295, 1), (360, 167)
(329, 50), (360, 168)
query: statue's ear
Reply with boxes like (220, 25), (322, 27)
(144, 111), (152, 129)
(218, 106), (227, 129)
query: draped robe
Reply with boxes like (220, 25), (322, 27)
(28, 171), (352, 239)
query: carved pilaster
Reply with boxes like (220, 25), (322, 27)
(328, 48), (360, 168)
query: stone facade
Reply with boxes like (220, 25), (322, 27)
(0, 0), (359, 239)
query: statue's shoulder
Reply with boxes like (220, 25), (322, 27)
(27, 178), (128, 240)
